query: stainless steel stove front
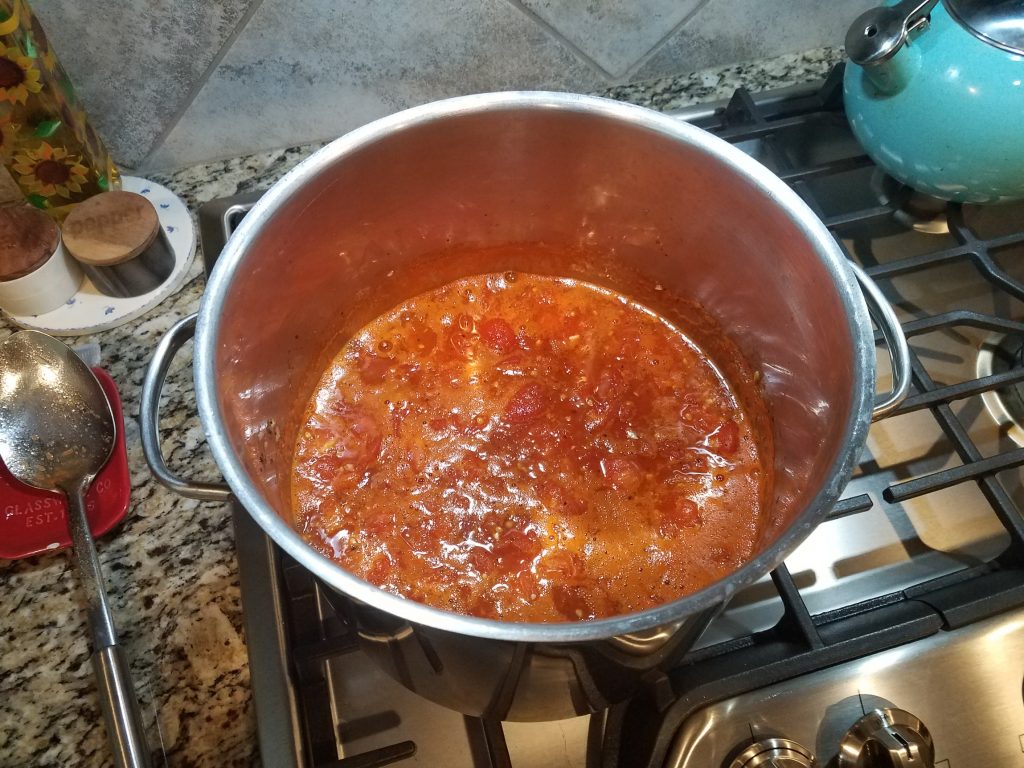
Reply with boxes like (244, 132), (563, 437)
(667, 611), (1024, 767)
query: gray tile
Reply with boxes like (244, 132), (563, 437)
(143, 0), (601, 171)
(30, 0), (257, 168)
(633, 0), (876, 81)
(517, 0), (705, 78)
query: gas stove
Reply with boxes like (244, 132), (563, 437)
(197, 65), (1024, 768)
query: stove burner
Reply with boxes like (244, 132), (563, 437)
(872, 171), (950, 235)
(977, 334), (1024, 446)
(728, 738), (815, 768)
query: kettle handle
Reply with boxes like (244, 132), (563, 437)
(140, 313), (232, 501)
(846, 0), (939, 65)
(848, 263), (912, 421)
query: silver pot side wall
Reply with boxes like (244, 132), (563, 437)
(336, 591), (722, 720)
(197, 94), (873, 718)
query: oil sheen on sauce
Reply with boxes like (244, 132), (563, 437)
(291, 272), (767, 622)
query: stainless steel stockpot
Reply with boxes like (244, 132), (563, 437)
(141, 92), (910, 720)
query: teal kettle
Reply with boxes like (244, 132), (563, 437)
(843, 0), (1024, 203)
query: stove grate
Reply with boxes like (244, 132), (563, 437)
(608, 63), (1024, 768)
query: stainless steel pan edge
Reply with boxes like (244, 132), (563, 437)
(184, 91), (889, 644)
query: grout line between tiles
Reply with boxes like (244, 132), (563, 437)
(502, 0), (616, 81)
(138, 0), (268, 172)
(618, 0), (713, 83)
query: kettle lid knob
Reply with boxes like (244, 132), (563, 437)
(846, 0), (939, 65)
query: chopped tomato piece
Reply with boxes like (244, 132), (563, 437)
(466, 545), (497, 574)
(537, 550), (584, 581)
(306, 454), (345, 485)
(659, 497), (702, 535)
(604, 457), (642, 493)
(678, 392), (717, 435)
(505, 382), (547, 423)
(480, 317), (516, 354)
(363, 509), (396, 537)
(544, 481), (586, 516)
(710, 419), (740, 455)
(358, 352), (393, 384)
(307, 405), (383, 491)
(491, 529), (540, 572)
(517, 569), (541, 599)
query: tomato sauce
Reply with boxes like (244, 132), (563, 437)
(292, 272), (769, 622)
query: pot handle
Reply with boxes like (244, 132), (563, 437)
(140, 314), (232, 501)
(849, 262), (911, 420)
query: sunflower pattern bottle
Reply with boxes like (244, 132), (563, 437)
(0, 0), (119, 218)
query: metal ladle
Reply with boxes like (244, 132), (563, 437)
(0, 330), (151, 768)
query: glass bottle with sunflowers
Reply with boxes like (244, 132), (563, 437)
(0, 0), (119, 220)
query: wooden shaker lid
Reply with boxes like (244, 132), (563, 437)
(0, 204), (60, 281)
(63, 191), (160, 267)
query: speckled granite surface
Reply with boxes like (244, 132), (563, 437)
(0, 46), (841, 767)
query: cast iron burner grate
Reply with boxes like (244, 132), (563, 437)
(198, 63), (1024, 768)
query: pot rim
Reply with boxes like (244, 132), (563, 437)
(195, 91), (875, 643)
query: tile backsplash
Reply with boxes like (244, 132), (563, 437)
(31, 0), (873, 171)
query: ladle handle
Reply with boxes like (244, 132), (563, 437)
(66, 485), (153, 768)
(67, 483), (118, 649)
(140, 313), (231, 501)
(93, 645), (153, 768)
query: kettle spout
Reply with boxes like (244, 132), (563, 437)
(845, 0), (935, 94)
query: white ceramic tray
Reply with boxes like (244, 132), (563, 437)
(3, 175), (196, 336)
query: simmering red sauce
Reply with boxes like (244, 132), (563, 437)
(292, 272), (768, 622)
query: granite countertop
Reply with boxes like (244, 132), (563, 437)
(0, 47), (841, 767)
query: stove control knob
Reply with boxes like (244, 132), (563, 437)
(838, 708), (934, 767)
(730, 738), (817, 768)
